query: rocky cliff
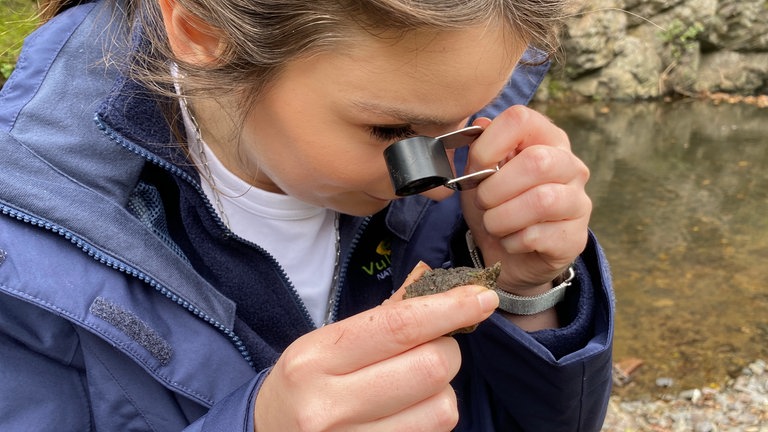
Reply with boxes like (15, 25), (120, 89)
(538, 0), (768, 101)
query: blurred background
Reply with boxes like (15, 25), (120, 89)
(532, 0), (768, 402)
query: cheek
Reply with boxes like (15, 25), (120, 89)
(242, 115), (391, 190)
(420, 187), (455, 201)
(303, 131), (390, 180)
(319, 148), (390, 186)
(283, 137), (391, 190)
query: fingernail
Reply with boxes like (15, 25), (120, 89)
(476, 288), (499, 313)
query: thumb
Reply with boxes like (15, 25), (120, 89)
(384, 261), (431, 304)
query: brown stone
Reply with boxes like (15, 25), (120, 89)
(404, 263), (501, 334)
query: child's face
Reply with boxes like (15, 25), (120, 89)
(226, 24), (524, 216)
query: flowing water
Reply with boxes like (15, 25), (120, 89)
(535, 100), (768, 399)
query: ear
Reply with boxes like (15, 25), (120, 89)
(158, 0), (224, 65)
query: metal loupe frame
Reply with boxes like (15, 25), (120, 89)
(384, 126), (498, 196)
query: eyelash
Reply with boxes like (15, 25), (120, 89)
(369, 125), (417, 142)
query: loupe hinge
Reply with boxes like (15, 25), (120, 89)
(444, 167), (499, 191)
(436, 125), (483, 149)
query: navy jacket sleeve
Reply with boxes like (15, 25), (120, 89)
(453, 233), (614, 431)
(185, 375), (267, 432)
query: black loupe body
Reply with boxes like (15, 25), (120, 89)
(383, 136), (454, 196)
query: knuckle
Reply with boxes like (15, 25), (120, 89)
(294, 408), (333, 432)
(293, 411), (318, 432)
(413, 343), (457, 385)
(528, 184), (558, 215)
(579, 160), (591, 182)
(519, 226), (541, 251)
(433, 388), (460, 430)
(498, 104), (531, 124)
(279, 351), (307, 385)
(381, 305), (421, 346)
(523, 146), (556, 176)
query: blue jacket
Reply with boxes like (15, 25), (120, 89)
(0, 2), (614, 431)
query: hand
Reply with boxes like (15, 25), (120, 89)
(460, 105), (591, 295)
(253, 264), (499, 432)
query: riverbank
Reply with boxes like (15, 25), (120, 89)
(602, 359), (768, 431)
(539, 0), (768, 102)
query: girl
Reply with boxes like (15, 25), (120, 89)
(0, 0), (614, 430)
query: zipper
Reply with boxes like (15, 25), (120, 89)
(95, 115), (317, 330)
(0, 203), (256, 367)
(325, 215), (371, 324)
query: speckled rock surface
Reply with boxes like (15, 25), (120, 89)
(404, 263), (501, 334)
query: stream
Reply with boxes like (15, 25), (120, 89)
(535, 99), (768, 399)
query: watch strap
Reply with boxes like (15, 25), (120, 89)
(464, 230), (575, 315)
(494, 266), (575, 315)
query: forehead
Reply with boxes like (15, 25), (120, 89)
(353, 25), (521, 115)
(282, 24), (525, 124)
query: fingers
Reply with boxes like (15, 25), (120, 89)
(293, 377), (460, 432)
(474, 144), (591, 252)
(477, 149), (591, 235)
(466, 106), (590, 249)
(476, 144), (589, 209)
(466, 105), (570, 173)
(257, 284), (492, 431)
(315, 285), (498, 375)
(460, 106), (591, 289)
(359, 385), (460, 432)
(324, 336), (461, 424)
(498, 217), (590, 258)
(257, 323), (467, 432)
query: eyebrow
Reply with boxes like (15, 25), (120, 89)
(350, 85), (508, 127)
(350, 100), (464, 127)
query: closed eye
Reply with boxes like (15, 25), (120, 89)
(369, 125), (417, 143)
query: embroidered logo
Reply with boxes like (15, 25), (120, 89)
(362, 240), (392, 281)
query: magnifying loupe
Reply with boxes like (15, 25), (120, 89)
(383, 126), (498, 196)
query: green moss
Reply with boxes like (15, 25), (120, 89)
(659, 18), (704, 60)
(546, 78), (567, 100)
(1, 0), (39, 83)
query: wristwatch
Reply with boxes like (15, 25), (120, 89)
(494, 266), (575, 315)
(465, 230), (575, 315)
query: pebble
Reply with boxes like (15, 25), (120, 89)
(602, 359), (768, 431)
(656, 377), (675, 388)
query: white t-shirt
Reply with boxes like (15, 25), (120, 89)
(180, 106), (336, 327)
